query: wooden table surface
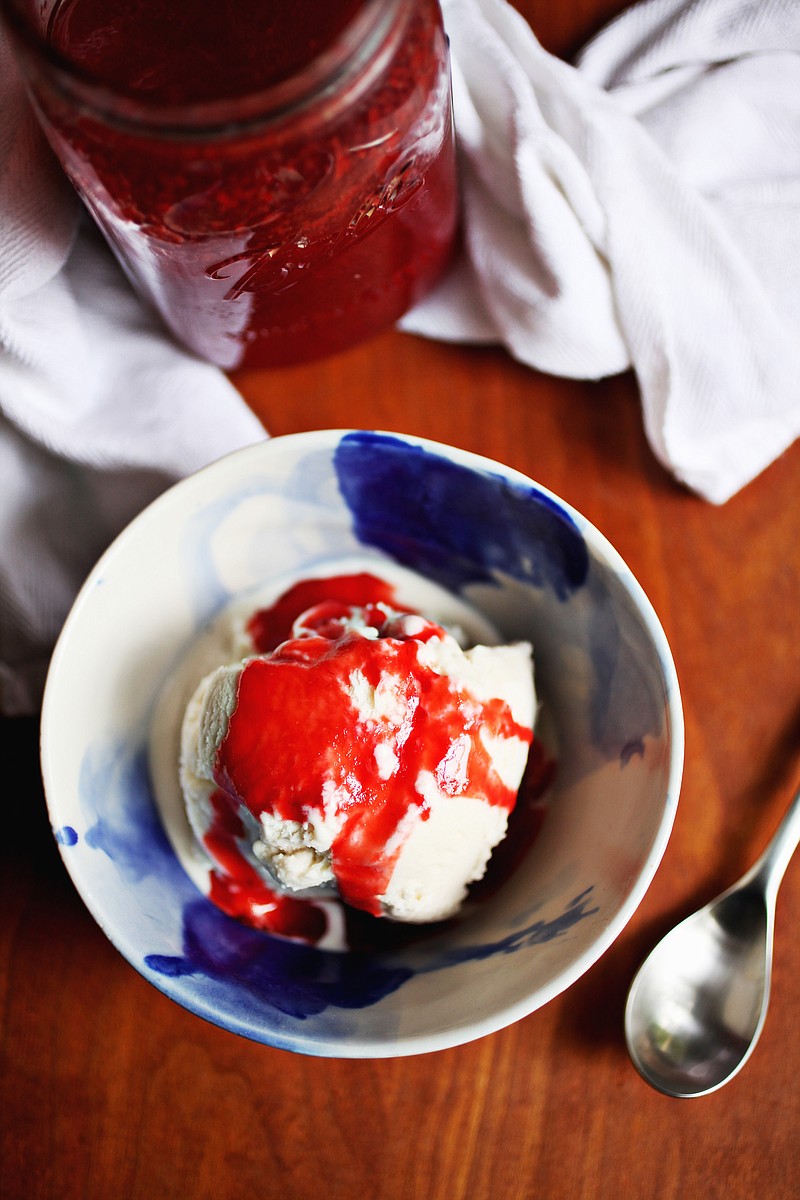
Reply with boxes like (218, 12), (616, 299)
(3, 3), (800, 1197)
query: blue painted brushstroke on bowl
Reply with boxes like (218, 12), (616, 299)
(80, 739), (184, 887)
(144, 899), (416, 1020)
(333, 430), (665, 760)
(142, 887), (600, 1020)
(333, 432), (589, 598)
(427, 889), (600, 967)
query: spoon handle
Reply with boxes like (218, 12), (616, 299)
(747, 785), (800, 903)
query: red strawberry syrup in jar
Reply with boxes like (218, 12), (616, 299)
(4, 0), (458, 368)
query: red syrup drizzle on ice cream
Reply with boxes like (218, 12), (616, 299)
(199, 574), (551, 946)
(203, 790), (327, 943)
(245, 574), (406, 653)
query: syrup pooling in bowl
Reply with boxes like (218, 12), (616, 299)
(156, 571), (554, 951)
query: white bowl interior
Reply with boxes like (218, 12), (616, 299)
(40, 430), (683, 1056)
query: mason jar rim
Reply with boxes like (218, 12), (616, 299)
(1, 0), (410, 139)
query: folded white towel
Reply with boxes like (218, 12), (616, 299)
(2, 0), (799, 714)
(404, 0), (800, 503)
(0, 39), (265, 714)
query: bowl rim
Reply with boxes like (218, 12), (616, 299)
(40, 428), (684, 1057)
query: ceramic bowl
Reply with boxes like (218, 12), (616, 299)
(40, 430), (683, 1057)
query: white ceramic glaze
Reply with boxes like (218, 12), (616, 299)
(40, 430), (683, 1057)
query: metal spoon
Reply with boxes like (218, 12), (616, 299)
(625, 784), (800, 1098)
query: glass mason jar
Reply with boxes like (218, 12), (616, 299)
(3, 0), (458, 369)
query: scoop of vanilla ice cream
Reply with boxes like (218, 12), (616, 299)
(179, 606), (536, 923)
(180, 664), (252, 856)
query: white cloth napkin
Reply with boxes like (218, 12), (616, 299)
(407, 0), (800, 501)
(0, 39), (266, 714)
(404, 0), (800, 503)
(2, 0), (800, 714)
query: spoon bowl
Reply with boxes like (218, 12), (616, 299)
(625, 785), (800, 1098)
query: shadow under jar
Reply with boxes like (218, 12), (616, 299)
(3, 0), (458, 368)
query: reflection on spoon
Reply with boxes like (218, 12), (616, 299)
(625, 784), (800, 1098)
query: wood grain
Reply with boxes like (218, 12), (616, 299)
(3, 3), (800, 1198)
